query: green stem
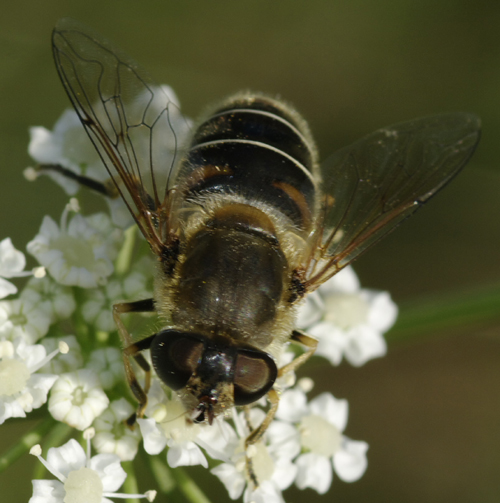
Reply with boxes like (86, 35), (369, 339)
(175, 466), (213, 503)
(148, 455), (176, 494)
(123, 461), (140, 503)
(115, 225), (137, 276)
(0, 416), (54, 473)
(387, 282), (500, 343)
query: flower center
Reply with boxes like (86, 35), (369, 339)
(299, 414), (341, 457)
(72, 386), (87, 406)
(0, 359), (30, 396)
(324, 293), (368, 329)
(159, 400), (200, 442)
(63, 467), (103, 503)
(248, 442), (274, 484)
(8, 312), (27, 327)
(52, 235), (95, 269)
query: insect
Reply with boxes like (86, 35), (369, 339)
(50, 19), (480, 448)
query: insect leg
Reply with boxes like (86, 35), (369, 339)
(113, 298), (155, 424)
(244, 330), (317, 447)
(35, 163), (119, 198)
(278, 329), (318, 377)
(244, 330), (317, 486)
(244, 388), (279, 487)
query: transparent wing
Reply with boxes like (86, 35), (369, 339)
(52, 18), (191, 255)
(305, 113), (481, 289)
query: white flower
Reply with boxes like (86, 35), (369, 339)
(272, 389), (368, 494)
(27, 85), (191, 228)
(29, 429), (156, 503)
(40, 336), (83, 374)
(297, 266), (397, 366)
(211, 408), (297, 503)
(48, 368), (109, 430)
(0, 337), (67, 424)
(93, 399), (140, 461)
(21, 276), (76, 324)
(81, 271), (151, 332)
(138, 380), (232, 469)
(0, 298), (51, 343)
(0, 238), (36, 299)
(28, 109), (104, 196)
(27, 202), (117, 289)
(87, 348), (124, 390)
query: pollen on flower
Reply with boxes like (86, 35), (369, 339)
(23, 167), (39, 181)
(83, 427), (95, 440)
(32, 267), (46, 278)
(59, 341), (69, 354)
(29, 444), (42, 456)
(145, 490), (157, 502)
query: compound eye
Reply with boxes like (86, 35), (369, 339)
(150, 330), (204, 390)
(233, 349), (277, 406)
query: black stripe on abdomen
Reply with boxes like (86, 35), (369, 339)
(184, 139), (316, 230)
(192, 108), (314, 172)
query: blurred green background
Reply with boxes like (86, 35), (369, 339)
(1, 1), (500, 502)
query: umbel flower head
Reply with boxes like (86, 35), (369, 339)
(0, 337), (67, 424)
(297, 266), (397, 367)
(29, 428), (156, 503)
(0, 83), (398, 503)
(27, 199), (119, 289)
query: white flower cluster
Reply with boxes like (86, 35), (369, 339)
(0, 84), (398, 503)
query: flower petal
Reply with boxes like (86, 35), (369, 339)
(333, 438), (368, 482)
(211, 462), (245, 500)
(167, 441), (208, 468)
(275, 389), (308, 422)
(343, 325), (387, 366)
(46, 439), (85, 478)
(137, 418), (168, 455)
(309, 393), (348, 431)
(295, 452), (332, 494)
(366, 290), (398, 331)
(29, 479), (65, 503)
(89, 453), (127, 492)
(0, 278), (17, 299)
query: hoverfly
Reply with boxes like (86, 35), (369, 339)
(50, 19), (480, 449)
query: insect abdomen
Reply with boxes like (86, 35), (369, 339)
(181, 94), (319, 232)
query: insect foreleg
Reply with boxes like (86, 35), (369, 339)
(113, 299), (155, 424)
(278, 329), (318, 377)
(243, 330), (318, 486)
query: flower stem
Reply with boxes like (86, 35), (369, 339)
(175, 466), (213, 503)
(122, 461), (140, 503)
(0, 416), (54, 473)
(148, 455), (176, 494)
(115, 225), (137, 276)
(388, 282), (500, 343)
